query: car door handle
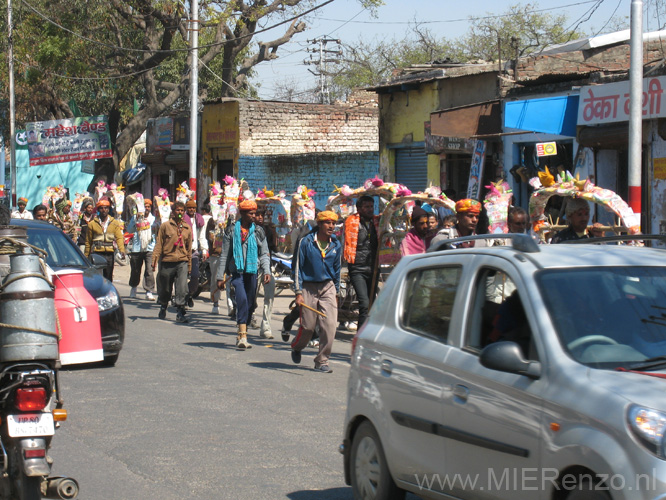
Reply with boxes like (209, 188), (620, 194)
(380, 360), (393, 376)
(453, 384), (470, 403)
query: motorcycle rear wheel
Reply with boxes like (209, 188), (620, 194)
(15, 472), (42, 500)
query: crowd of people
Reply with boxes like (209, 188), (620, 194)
(9, 186), (606, 374)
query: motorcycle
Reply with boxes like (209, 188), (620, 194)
(270, 252), (293, 296)
(0, 232), (78, 500)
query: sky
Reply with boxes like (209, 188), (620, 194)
(250, 0), (641, 100)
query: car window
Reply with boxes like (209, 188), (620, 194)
(401, 266), (462, 342)
(466, 267), (537, 360)
(538, 267), (666, 369)
(26, 227), (89, 269)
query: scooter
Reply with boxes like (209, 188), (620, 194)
(271, 253), (294, 296)
(0, 234), (78, 500)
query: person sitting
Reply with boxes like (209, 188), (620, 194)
(400, 207), (430, 256)
(431, 199), (490, 249)
(551, 198), (603, 243)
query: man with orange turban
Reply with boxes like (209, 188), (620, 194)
(11, 197), (32, 220)
(430, 198), (490, 249)
(289, 209), (341, 373)
(217, 198), (271, 349)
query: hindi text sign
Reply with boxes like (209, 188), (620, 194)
(578, 76), (666, 126)
(25, 116), (112, 167)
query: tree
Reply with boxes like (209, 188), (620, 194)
(333, 2), (595, 97)
(1, 0), (381, 173)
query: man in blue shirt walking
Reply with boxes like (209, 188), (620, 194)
(290, 210), (341, 373)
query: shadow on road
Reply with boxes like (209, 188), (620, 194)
(287, 487), (352, 499)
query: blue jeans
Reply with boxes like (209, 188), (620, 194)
(230, 273), (257, 325)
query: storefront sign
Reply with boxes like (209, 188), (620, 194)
(24, 116), (112, 166)
(146, 117), (174, 152)
(654, 157), (666, 180)
(467, 140), (486, 199)
(536, 142), (557, 156)
(424, 122), (474, 154)
(171, 116), (190, 151)
(578, 76), (666, 125)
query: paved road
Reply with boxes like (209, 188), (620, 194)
(47, 263), (373, 500)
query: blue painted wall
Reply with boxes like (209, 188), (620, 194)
(238, 151), (379, 209)
(15, 148), (94, 210)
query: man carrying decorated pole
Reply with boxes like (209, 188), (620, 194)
(216, 200), (271, 350)
(289, 210), (342, 373)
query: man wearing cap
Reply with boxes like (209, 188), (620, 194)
(551, 198), (604, 243)
(217, 199), (271, 349)
(11, 198), (33, 220)
(127, 198), (158, 301)
(400, 206), (430, 256)
(290, 210), (342, 373)
(85, 197), (126, 280)
(431, 198), (490, 249)
(153, 201), (192, 323)
(184, 199), (208, 307)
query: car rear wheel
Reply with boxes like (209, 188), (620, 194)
(350, 421), (405, 500)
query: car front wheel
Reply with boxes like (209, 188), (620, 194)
(350, 421), (405, 500)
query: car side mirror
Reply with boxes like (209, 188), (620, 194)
(90, 253), (107, 269)
(480, 341), (541, 380)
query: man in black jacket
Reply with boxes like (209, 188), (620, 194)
(343, 195), (378, 329)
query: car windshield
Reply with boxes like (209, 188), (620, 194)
(538, 267), (666, 369)
(25, 227), (89, 269)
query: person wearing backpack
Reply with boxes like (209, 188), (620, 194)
(217, 200), (271, 349)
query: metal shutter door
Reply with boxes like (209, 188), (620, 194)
(395, 147), (428, 192)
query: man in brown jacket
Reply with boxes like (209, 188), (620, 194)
(84, 197), (125, 281)
(152, 201), (192, 323)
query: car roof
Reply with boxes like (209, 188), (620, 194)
(9, 219), (59, 230)
(423, 242), (666, 270)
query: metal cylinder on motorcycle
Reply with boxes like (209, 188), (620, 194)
(0, 246), (58, 362)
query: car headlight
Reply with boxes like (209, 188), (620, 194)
(96, 289), (120, 312)
(628, 405), (666, 458)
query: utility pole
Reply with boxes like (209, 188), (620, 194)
(304, 38), (342, 104)
(8, 0), (16, 208)
(188, 0), (199, 200)
(628, 0), (643, 228)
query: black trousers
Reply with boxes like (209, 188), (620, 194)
(94, 252), (115, 281)
(349, 266), (375, 329)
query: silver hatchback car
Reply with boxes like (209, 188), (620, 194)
(342, 235), (666, 500)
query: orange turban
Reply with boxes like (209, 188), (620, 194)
(316, 210), (338, 222)
(96, 198), (111, 208)
(455, 199), (481, 215)
(185, 200), (197, 208)
(239, 199), (257, 211)
(144, 199), (153, 206)
(17, 197), (28, 205)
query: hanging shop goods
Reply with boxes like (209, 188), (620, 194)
(529, 168), (641, 241)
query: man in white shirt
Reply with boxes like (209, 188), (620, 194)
(184, 200), (209, 307)
(11, 198), (33, 220)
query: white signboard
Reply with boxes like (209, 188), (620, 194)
(577, 76), (666, 126)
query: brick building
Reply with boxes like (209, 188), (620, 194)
(201, 92), (379, 207)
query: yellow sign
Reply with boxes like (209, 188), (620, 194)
(536, 142), (557, 156)
(655, 157), (666, 180)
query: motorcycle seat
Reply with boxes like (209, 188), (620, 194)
(273, 252), (292, 260)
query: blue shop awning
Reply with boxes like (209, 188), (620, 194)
(504, 95), (579, 137)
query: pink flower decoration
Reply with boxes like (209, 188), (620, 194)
(371, 176), (384, 187)
(223, 175), (236, 186)
(397, 187), (412, 196)
(257, 191), (266, 199)
(307, 189), (316, 197)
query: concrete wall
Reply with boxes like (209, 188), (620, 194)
(238, 151), (379, 209)
(378, 81), (439, 183)
(436, 73), (498, 109)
